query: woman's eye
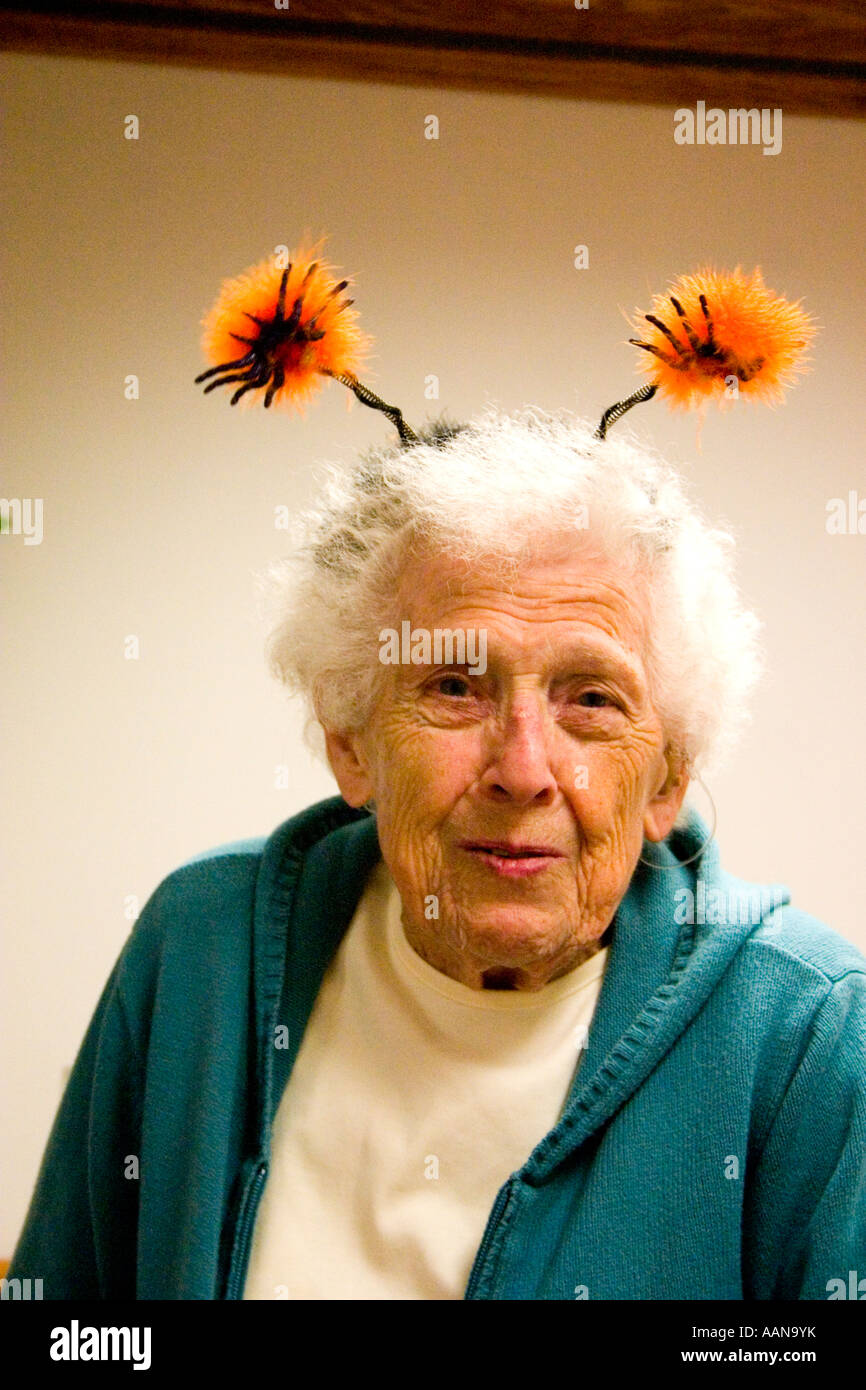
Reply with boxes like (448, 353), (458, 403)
(577, 690), (612, 708)
(435, 675), (472, 698)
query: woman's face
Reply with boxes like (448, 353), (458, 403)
(326, 538), (689, 990)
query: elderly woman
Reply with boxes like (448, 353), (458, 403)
(10, 409), (866, 1301)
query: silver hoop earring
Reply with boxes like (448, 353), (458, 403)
(638, 774), (717, 871)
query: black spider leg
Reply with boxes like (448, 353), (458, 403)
(230, 364), (274, 405)
(669, 296), (702, 353)
(699, 294), (717, 352)
(325, 370), (419, 445)
(196, 325), (265, 389)
(282, 292), (305, 338)
(627, 306), (692, 375)
(594, 383), (658, 441)
(276, 265), (291, 317)
(644, 313), (687, 358)
(306, 280), (349, 340)
(249, 265), (291, 333)
(627, 339), (682, 370)
(263, 362), (285, 409)
(195, 349), (257, 385)
(200, 354), (265, 395)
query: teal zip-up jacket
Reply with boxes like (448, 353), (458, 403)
(10, 795), (866, 1299)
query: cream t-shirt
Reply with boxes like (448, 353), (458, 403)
(243, 858), (608, 1300)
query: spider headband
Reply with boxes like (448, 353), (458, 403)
(195, 241), (815, 442)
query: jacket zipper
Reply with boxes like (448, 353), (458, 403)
(224, 1160), (269, 1299)
(464, 1177), (513, 1299)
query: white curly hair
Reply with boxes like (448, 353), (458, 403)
(259, 407), (762, 778)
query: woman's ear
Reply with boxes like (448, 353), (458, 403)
(323, 726), (375, 808)
(643, 751), (690, 842)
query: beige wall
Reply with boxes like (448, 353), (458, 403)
(2, 52), (864, 1254)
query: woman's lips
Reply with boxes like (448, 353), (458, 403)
(459, 840), (564, 878)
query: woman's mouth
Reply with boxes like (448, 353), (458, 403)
(460, 840), (564, 877)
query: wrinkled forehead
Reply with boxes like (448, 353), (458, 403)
(391, 533), (653, 670)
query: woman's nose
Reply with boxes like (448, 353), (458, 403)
(478, 695), (558, 805)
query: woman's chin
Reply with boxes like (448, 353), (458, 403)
(446, 906), (577, 971)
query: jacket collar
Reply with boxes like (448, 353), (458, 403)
(526, 817), (788, 1180)
(254, 797), (379, 1148)
(254, 797), (786, 1172)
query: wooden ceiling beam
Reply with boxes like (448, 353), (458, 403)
(2, 2), (864, 118)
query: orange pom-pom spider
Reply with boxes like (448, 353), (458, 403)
(196, 259), (350, 408)
(633, 288), (762, 384)
(195, 246), (418, 443)
(596, 267), (815, 438)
